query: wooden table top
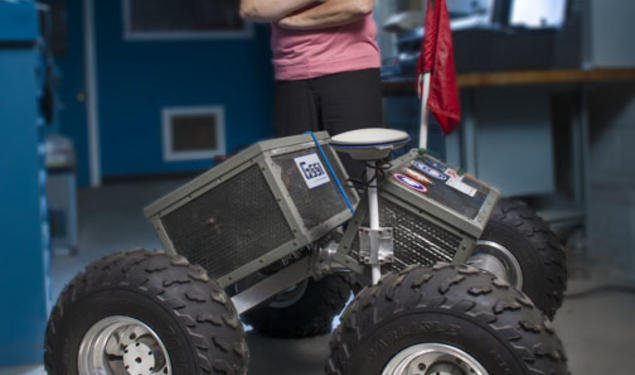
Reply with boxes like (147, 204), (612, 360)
(382, 68), (635, 94)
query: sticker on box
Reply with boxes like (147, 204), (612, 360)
(411, 159), (448, 181)
(444, 168), (459, 179)
(423, 157), (447, 172)
(394, 173), (428, 193)
(404, 168), (433, 185)
(294, 153), (330, 189)
(446, 177), (478, 197)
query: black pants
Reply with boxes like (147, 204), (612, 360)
(274, 68), (383, 177)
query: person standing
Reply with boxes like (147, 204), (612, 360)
(240, 0), (383, 175)
(235, 1), (381, 338)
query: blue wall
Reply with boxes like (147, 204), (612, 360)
(0, 1), (50, 365)
(55, 1), (275, 184)
(93, 1), (274, 179)
(587, 85), (635, 277)
(54, 0), (90, 185)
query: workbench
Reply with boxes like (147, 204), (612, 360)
(382, 68), (635, 239)
(383, 68), (635, 93)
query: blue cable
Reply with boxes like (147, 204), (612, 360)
(305, 131), (355, 214)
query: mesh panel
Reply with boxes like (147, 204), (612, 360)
(353, 197), (462, 272)
(272, 148), (351, 230)
(161, 165), (294, 278)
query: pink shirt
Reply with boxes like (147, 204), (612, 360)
(271, 14), (381, 81)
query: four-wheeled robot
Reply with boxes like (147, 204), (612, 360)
(45, 129), (569, 375)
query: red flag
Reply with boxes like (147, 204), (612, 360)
(417, 0), (461, 134)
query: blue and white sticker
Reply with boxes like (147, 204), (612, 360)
(411, 159), (448, 181)
(423, 157), (447, 172)
(294, 153), (330, 189)
(394, 173), (428, 193)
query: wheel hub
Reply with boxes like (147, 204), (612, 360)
(122, 341), (155, 375)
(269, 279), (309, 308)
(382, 344), (489, 375)
(468, 240), (524, 290)
(425, 361), (465, 375)
(78, 316), (172, 375)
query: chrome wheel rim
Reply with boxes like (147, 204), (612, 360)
(78, 316), (172, 375)
(468, 240), (524, 290)
(269, 279), (309, 308)
(381, 343), (489, 375)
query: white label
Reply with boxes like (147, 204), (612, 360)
(294, 153), (331, 189)
(446, 177), (478, 197)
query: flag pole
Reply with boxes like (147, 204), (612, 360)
(419, 71), (432, 149)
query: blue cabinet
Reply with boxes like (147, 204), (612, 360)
(0, 0), (51, 366)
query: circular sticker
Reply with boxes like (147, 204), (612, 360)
(411, 160), (448, 181)
(394, 173), (428, 193)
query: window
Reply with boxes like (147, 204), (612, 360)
(510, 0), (568, 29)
(123, 0), (252, 40)
(446, 0), (495, 19)
(162, 106), (226, 162)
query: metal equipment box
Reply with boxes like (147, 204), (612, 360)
(145, 132), (358, 287)
(351, 150), (500, 271)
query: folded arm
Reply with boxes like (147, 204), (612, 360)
(277, 0), (375, 30)
(239, 0), (324, 22)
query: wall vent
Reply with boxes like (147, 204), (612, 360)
(162, 106), (226, 162)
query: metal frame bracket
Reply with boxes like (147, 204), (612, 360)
(358, 227), (394, 265)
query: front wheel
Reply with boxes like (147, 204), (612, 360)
(327, 264), (569, 375)
(45, 250), (249, 375)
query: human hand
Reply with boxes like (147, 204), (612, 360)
(277, 0), (324, 27)
(278, 0), (371, 30)
(277, 15), (298, 29)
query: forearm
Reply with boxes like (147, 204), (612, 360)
(278, 0), (374, 30)
(239, 0), (321, 22)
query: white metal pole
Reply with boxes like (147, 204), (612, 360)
(368, 164), (380, 230)
(419, 72), (432, 149)
(367, 163), (381, 284)
(371, 259), (382, 285)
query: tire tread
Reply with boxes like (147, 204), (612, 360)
(327, 264), (569, 375)
(488, 199), (568, 319)
(45, 250), (248, 375)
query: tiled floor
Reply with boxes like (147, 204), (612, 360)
(2, 179), (633, 374)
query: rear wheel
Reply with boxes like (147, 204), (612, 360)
(469, 198), (567, 319)
(242, 274), (350, 338)
(45, 250), (249, 375)
(327, 264), (569, 375)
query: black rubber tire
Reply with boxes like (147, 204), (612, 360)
(327, 263), (569, 375)
(476, 198), (568, 319)
(242, 274), (350, 338)
(45, 249), (249, 375)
